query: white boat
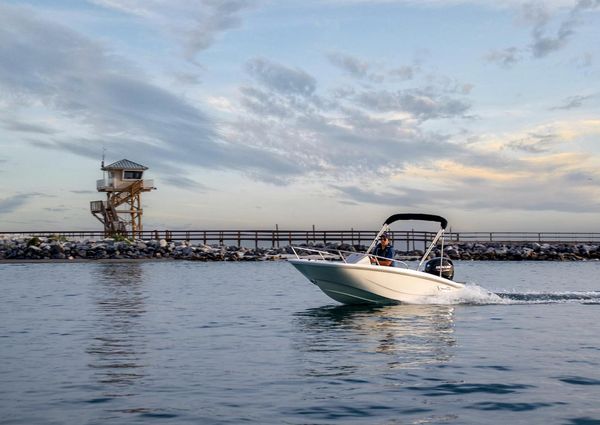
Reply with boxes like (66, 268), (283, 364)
(289, 213), (465, 305)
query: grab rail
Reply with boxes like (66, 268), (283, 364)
(290, 246), (409, 269)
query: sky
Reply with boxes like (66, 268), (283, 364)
(0, 0), (599, 232)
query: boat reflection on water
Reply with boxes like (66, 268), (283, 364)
(292, 304), (456, 375)
(86, 263), (147, 398)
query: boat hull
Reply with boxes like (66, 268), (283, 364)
(289, 259), (464, 305)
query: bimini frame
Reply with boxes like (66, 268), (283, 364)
(367, 213), (448, 273)
(291, 213), (449, 276)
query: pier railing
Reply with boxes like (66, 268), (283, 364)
(2, 230), (600, 248)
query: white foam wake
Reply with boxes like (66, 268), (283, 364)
(414, 284), (600, 305)
(415, 284), (506, 305)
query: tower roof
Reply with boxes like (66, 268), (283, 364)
(102, 159), (148, 171)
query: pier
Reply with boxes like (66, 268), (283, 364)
(2, 229), (600, 248)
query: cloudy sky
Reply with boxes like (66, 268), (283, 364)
(1, 0), (599, 232)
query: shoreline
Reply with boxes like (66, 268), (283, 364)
(2, 236), (600, 262)
(0, 258), (178, 264)
(2, 256), (599, 264)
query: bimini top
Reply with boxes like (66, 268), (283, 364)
(383, 213), (448, 229)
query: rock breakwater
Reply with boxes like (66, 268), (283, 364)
(1, 237), (599, 261)
(0, 236), (288, 261)
(426, 242), (600, 261)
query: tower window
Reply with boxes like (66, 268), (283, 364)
(123, 171), (143, 180)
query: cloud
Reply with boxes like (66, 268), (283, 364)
(485, 47), (523, 67)
(333, 185), (421, 206)
(172, 72), (203, 86)
(161, 175), (211, 191)
(325, 115), (600, 215)
(0, 5), (211, 130)
(334, 152), (600, 214)
(354, 88), (471, 120)
(182, 0), (255, 61)
(327, 52), (370, 78)
(489, 120), (600, 154)
(91, 0), (255, 61)
(528, 0), (600, 58)
(70, 190), (98, 195)
(230, 55), (476, 187)
(246, 58), (317, 96)
(0, 193), (43, 215)
(0, 4), (301, 185)
(505, 131), (561, 153)
(573, 51), (593, 68)
(388, 66), (415, 81)
(487, 1), (600, 66)
(0, 117), (58, 135)
(564, 171), (594, 182)
(530, 21), (575, 58)
(550, 94), (594, 110)
(327, 52), (418, 83)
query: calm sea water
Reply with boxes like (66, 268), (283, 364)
(1, 260), (600, 425)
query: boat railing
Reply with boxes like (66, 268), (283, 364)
(290, 246), (409, 269)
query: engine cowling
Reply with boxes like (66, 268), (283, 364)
(424, 257), (454, 280)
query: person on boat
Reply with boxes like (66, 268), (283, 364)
(371, 232), (395, 266)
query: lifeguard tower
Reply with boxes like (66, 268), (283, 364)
(90, 159), (156, 238)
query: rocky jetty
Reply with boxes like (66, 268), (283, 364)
(426, 242), (600, 261)
(0, 236), (288, 261)
(1, 237), (599, 261)
(294, 241), (600, 261)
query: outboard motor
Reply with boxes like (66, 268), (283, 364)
(424, 257), (454, 280)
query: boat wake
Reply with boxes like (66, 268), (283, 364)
(494, 290), (600, 305)
(417, 284), (600, 305)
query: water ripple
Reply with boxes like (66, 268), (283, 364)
(2, 261), (600, 424)
(564, 418), (600, 425)
(466, 401), (565, 411)
(406, 382), (534, 396)
(557, 376), (600, 386)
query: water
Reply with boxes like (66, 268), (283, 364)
(1, 261), (600, 424)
